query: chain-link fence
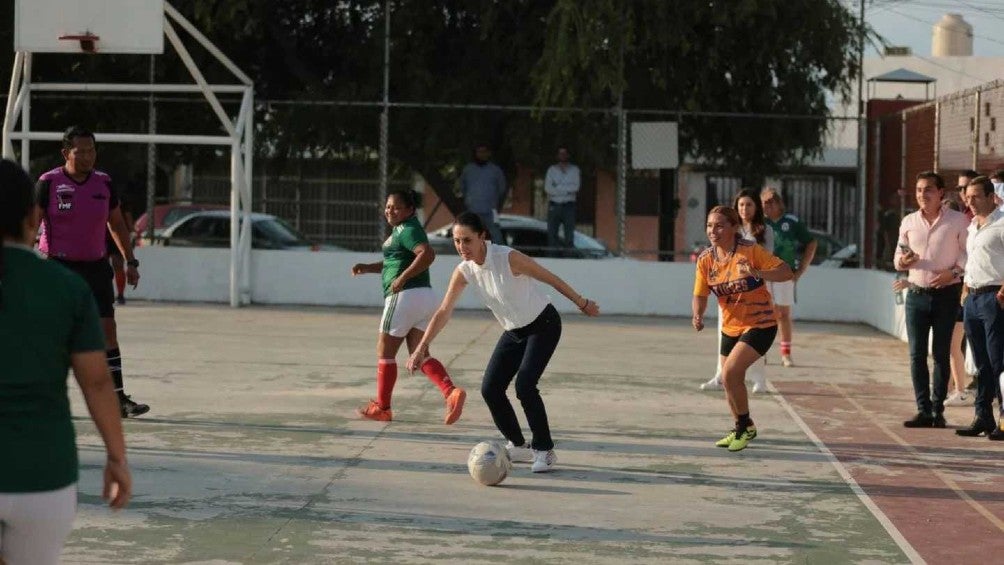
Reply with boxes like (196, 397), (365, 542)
(871, 79), (1004, 269)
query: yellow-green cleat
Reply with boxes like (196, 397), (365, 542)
(715, 431), (736, 448)
(727, 426), (757, 452)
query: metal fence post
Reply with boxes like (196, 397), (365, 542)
(973, 90), (981, 170)
(933, 101), (939, 170)
(378, 0), (390, 248)
(871, 118), (881, 267)
(145, 54), (157, 241)
(616, 106), (627, 255)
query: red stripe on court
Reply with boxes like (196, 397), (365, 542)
(776, 380), (1004, 563)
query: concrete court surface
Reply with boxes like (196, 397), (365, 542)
(59, 302), (1003, 564)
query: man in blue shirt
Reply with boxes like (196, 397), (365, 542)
(459, 144), (507, 243)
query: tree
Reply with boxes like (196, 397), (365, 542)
(532, 0), (867, 181)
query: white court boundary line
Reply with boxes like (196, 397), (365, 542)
(768, 383), (925, 565)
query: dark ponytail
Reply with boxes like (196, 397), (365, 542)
(0, 159), (35, 307)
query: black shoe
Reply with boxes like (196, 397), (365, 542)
(116, 295), (126, 305)
(903, 412), (934, 428)
(988, 427), (1004, 441)
(120, 395), (150, 418)
(932, 414), (946, 428)
(955, 418), (995, 437)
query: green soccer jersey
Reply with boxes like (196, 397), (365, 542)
(381, 216), (432, 297)
(0, 245), (106, 493)
(765, 213), (814, 270)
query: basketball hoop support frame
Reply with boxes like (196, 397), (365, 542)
(2, 2), (254, 307)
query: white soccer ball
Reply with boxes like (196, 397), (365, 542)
(467, 441), (512, 486)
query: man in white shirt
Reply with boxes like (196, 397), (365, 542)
(957, 176), (1004, 439)
(543, 147), (580, 256)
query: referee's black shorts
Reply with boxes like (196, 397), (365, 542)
(55, 258), (115, 319)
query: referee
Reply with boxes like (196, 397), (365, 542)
(35, 126), (149, 418)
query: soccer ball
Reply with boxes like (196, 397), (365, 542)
(467, 441), (511, 486)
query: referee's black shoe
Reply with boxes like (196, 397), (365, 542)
(988, 426), (1004, 441)
(120, 396), (150, 418)
(955, 418), (996, 437)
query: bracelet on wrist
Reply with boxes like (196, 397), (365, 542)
(578, 298), (589, 309)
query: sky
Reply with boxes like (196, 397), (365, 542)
(851, 0), (1004, 57)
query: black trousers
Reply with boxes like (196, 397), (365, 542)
(481, 304), (561, 451)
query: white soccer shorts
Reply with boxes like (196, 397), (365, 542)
(379, 287), (438, 337)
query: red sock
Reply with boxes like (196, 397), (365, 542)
(780, 341), (791, 356)
(114, 269), (126, 296)
(376, 359), (397, 409)
(421, 357), (455, 397)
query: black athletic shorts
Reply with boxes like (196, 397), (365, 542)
(55, 258), (115, 319)
(106, 233), (123, 258)
(720, 325), (778, 357)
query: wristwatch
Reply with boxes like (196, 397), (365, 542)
(127, 259), (140, 268)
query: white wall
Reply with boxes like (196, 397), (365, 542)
(130, 247), (908, 340)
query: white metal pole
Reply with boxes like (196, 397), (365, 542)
(20, 53), (32, 172)
(31, 83), (248, 93)
(9, 131), (232, 145)
(164, 2), (253, 86)
(164, 20), (238, 138)
(3, 52), (25, 159)
(240, 87), (253, 304)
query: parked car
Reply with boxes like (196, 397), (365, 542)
(154, 210), (345, 251)
(427, 214), (614, 259)
(134, 203), (228, 243)
(810, 229), (858, 268)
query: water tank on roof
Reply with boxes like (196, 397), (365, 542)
(932, 13), (973, 56)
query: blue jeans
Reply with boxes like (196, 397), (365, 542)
(546, 201), (576, 254)
(963, 291), (1004, 423)
(481, 304), (561, 451)
(904, 285), (960, 415)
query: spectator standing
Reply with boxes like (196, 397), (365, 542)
(544, 147), (580, 255)
(459, 144), (507, 244)
(957, 176), (1004, 439)
(895, 171), (968, 428)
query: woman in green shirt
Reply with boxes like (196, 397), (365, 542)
(0, 159), (130, 564)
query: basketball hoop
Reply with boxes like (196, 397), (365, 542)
(58, 32), (101, 54)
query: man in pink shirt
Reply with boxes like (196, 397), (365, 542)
(895, 171), (969, 428)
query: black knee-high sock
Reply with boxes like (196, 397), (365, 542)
(736, 413), (753, 432)
(107, 348), (124, 395)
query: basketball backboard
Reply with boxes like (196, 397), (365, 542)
(15, 0), (165, 54)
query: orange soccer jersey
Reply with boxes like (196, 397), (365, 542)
(693, 240), (784, 337)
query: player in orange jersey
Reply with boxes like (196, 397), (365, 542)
(692, 206), (792, 451)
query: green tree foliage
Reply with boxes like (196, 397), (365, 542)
(0, 0), (866, 212)
(533, 0), (867, 180)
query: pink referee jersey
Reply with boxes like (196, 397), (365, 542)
(36, 167), (119, 262)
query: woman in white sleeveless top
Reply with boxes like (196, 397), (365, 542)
(407, 212), (600, 473)
(701, 189), (775, 393)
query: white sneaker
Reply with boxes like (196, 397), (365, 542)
(700, 376), (723, 391)
(505, 441), (533, 463)
(944, 390), (972, 406)
(781, 355), (794, 368)
(751, 380), (767, 394)
(531, 449), (556, 473)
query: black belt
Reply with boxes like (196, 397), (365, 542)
(548, 200), (574, 205)
(969, 285), (1002, 296)
(908, 282), (962, 295)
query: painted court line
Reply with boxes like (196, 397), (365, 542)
(768, 383), (925, 565)
(831, 382), (1004, 534)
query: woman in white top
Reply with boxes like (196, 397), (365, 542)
(701, 189), (775, 393)
(406, 212), (600, 473)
